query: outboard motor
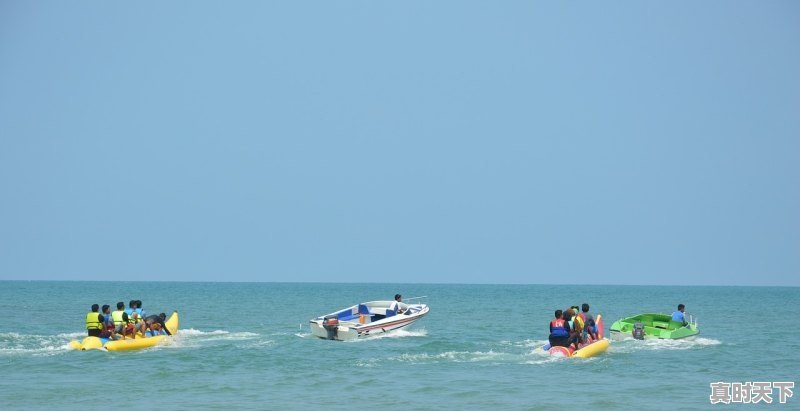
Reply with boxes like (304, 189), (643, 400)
(322, 315), (339, 340)
(632, 322), (645, 340)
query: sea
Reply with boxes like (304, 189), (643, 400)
(0, 281), (797, 410)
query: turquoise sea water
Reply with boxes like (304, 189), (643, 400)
(0, 281), (797, 410)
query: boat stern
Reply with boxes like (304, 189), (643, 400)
(309, 319), (358, 341)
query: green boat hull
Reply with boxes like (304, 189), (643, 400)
(609, 313), (698, 340)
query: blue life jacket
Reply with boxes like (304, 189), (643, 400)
(550, 319), (569, 337)
(671, 311), (685, 322)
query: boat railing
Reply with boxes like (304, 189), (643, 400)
(404, 296), (428, 307)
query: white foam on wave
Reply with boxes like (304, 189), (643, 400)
(499, 339), (551, 350)
(390, 349), (518, 364)
(518, 339), (582, 363)
(58, 332), (86, 339)
(611, 336), (722, 353)
(0, 332), (79, 357)
(177, 329), (259, 339)
(354, 338), (572, 367)
(0, 345), (70, 356)
(349, 328), (428, 343)
(523, 355), (566, 365)
(497, 338), (561, 357)
(2, 331), (84, 340)
(158, 329), (262, 350)
(0, 340), (72, 357)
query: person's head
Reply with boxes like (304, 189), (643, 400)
(677, 304), (685, 312)
(394, 294), (402, 302)
(129, 300), (136, 309)
(582, 303), (590, 313)
(117, 302), (124, 310)
(136, 300), (142, 309)
(554, 309), (563, 319)
(91, 304), (99, 312)
(102, 304), (110, 314)
(159, 313), (166, 321)
(564, 309), (573, 321)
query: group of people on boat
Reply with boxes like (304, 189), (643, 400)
(85, 300), (171, 340)
(548, 303), (598, 352)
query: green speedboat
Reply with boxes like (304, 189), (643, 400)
(609, 313), (698, 341)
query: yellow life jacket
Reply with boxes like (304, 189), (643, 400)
(111, 310), (127, 326)
(573, 315), (585, 331)
(86, 312), (103, 330)
(131, 308), (143, 324)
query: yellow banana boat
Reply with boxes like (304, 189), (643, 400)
(543, 314), (610, 358)
(70, 311), (179, 351)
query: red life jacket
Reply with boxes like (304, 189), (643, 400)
(550, 318), (569, 337)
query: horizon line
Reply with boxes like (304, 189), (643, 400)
(0, 279), (797, 288)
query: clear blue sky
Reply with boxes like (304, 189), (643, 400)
(1, 2), (798, 285)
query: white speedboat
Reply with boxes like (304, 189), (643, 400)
(310, 299), (429, 341)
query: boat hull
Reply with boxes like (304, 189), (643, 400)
(609, 313), (698, 341)
(310, 301), (429, 341)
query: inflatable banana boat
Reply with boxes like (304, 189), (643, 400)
(69, 311), (179, 351)
(542, 314), (609, 358)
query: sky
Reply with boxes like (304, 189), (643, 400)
(1, 1), (798, 285)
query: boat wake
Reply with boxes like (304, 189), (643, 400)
(163, 329), (267, 349)
(0, 332), (80, 357)
(362, 349), (560, 366)
(355, 338), (566, 367)
(350, 328), (428, 343)
(178, 329), (260, 339)
(611, 336), (721, 353)
(361, 350), (514, 365)
(499, 338), (549, 350)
